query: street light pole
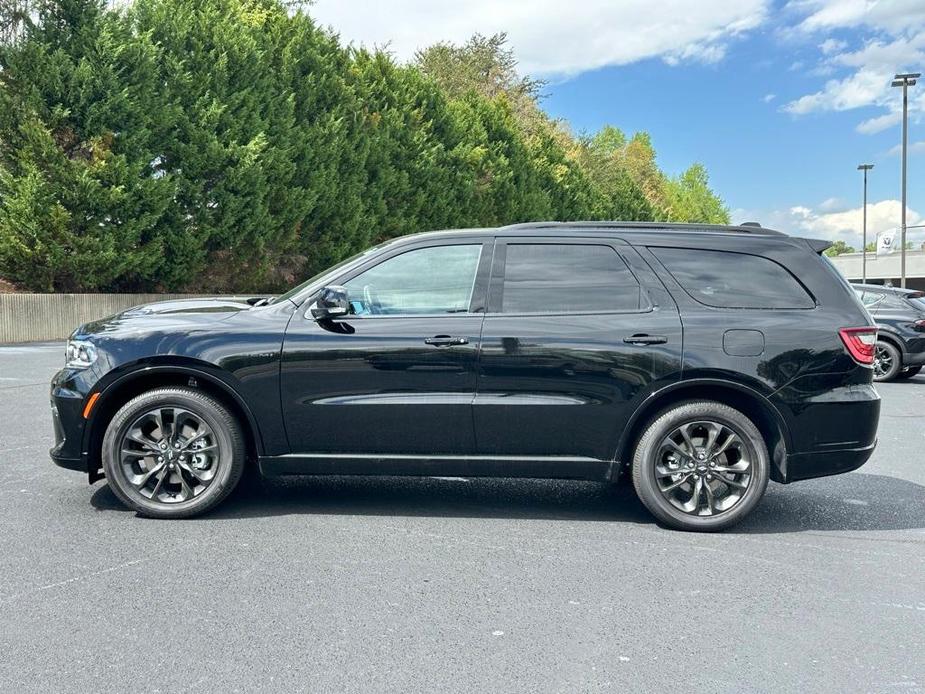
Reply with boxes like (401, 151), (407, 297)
(858, 164), (873, 284)
(892, 73), (920, 288)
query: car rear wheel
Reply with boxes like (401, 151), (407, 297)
(102, 387), (245, 519)
(873, 341), (902, 382)
(631, 401), (770, 532)
(896, 365), (922, 380)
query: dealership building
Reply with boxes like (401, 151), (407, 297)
(827, 249), (925, 291)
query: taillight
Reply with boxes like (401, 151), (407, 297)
(839, 327), (878, 365)
(915, 319), (925, 331)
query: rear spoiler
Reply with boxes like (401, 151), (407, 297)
(804, 238), (833, 254)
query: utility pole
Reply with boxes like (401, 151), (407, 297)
(858, 164), (873, 284)
(892, 73), (920, 288)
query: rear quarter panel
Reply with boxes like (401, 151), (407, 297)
(633, 234), (877, 455)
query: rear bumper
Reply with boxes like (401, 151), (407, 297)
(771, 381), (880, 483)
(783, 440), (877, 483)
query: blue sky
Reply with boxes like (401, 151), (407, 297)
(313, 0), (925, 248)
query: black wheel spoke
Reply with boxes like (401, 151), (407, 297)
(661, 473), (693, 493)
(134, 462), (166, 489)
(654, 419), (753, 517)
(120, 406), (220, 505)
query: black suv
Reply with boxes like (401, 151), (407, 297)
(852, 283), (925, 381)
(50, 222), (880, 531)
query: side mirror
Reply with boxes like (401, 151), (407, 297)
(310, 285), (350, 320)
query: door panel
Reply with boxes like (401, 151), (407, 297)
(280, 239), (491, 456)
(281, 315), (483, 454)
(474, 239), (682, 460)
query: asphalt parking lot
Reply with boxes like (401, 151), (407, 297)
(1, 342), (923, 693)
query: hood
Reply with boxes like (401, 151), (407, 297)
(119, 297), (257, 317)
(77, 297), (257, 337)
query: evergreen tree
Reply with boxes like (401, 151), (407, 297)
(0, 0), (733, 292)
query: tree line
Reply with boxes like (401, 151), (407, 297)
(0, 0), (729, 292)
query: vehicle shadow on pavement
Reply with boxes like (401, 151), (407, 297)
(89, 471), (925, 533)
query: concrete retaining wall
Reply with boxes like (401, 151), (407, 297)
(0, 293), (203, 343)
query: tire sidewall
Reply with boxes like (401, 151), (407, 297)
(874, 341), (902, 382)
(632, 402), (770, 532)
(102, 389), (244, 518)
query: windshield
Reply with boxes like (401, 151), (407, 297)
(271, 242), (389, 305)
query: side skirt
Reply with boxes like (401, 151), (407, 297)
(258, 453), (614, 482)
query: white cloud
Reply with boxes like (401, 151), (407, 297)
(782, 36), (925, 130)
(309, 0), (769, 77)
(739, 199), (923, 248)
(819, 37), (847, 54)
(887, 140), (925, 156)
(790, 0), (925, 34)
(782, 6), (925, 132)
(857, 110), (903, 134)
(763, 93), (777, 102)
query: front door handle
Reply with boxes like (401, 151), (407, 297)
(623, 334), (668, 345)
(424, 335), (469, 347)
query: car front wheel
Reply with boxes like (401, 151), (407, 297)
(631, 401), (770, 532)
(101, 387), (246, 519)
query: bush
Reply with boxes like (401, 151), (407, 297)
(0, 0), (729, 292)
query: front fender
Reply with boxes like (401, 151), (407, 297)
(81, 359), (271, 482)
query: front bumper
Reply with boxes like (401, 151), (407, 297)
(49, 372), (89, 475)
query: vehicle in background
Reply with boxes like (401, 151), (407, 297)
(50, 222), (880, 531)
(852, 283), (925, 382)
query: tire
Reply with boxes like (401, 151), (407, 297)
(631, 400), (770, 532)
(873, 340), (902, 382)
(896, 365), (922, 380)
(102, 387), (246, 519)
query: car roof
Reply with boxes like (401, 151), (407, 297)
(852, 283), (919, 296)
(388, 221), (790, 244)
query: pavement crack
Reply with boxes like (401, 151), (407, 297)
(0, 557), (150, 605)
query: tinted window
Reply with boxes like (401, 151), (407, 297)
(344, 244), (481, 315)
(907, 296), (925, 312)
(499, 244), (642, 313)
(653, 248), (814, 309)
(859, 290), (882, 307)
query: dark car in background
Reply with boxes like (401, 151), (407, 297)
(852, 283), (925, 382)
(50, 222), (880, 531)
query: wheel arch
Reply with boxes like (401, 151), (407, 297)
(615, 379), (790, 484)
(876, 330), (905, 357)
(83, 362), (264, 482)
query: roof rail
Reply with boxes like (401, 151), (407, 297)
(497, 221), (786, 236)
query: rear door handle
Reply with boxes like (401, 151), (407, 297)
(623, 334), (668, 345)
(424, 335), (469, 346)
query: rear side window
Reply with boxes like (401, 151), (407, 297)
(653, 248), (815, 309)
(499, 244), (643, 313)
(858, 290), (882, 308)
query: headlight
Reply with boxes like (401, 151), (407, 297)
(66, 340), (98, 368)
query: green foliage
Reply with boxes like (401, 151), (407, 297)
(824, 240), (856, 257)
(0, 0), (730, 292)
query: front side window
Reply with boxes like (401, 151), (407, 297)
(653, 247), (815, 309)
(343, 244), (482, 315)
(498, 244), (643, 313)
